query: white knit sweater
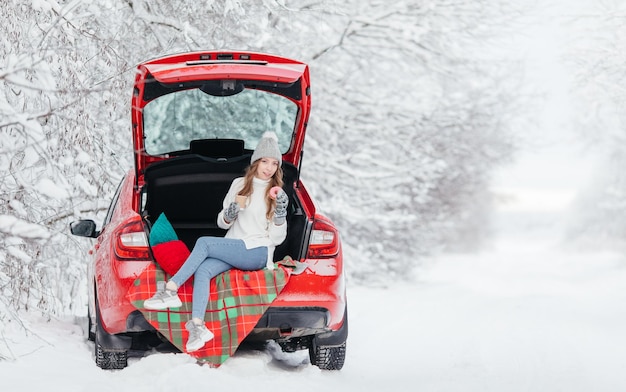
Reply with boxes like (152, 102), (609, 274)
(217, 176), (287, 269)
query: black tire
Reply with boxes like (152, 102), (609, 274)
(94, 298), (128, 370)
(309, 307), (348, 370)
(95, 340), (128, 370)
(309, 341), (346, 370)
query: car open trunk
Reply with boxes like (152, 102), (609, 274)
(141, 148), (310, 263)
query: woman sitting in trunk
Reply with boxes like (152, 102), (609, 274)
(143, 131), (289, 352)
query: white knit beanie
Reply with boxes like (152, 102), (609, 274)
(251, 131), (282, 165)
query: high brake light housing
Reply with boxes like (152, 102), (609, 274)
(114, 218), (150, 260)
(307, 214), (340, 258)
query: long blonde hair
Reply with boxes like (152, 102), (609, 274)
(238, 160), (284, 219)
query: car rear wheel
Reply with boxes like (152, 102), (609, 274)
(309, 341), (346, 370)
(95, 340), (128, 370)
(94, 297), (128, 370)
(308, 307), (348, 370)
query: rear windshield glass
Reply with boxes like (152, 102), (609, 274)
(143, 87), (298, 155)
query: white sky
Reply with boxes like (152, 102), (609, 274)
(492, 0), (599, 212)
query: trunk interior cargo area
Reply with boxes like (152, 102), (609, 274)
(141, 153), (310, 262)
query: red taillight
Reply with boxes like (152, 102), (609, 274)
(307, 215), (340, 258)
(114, 219), (150, 260)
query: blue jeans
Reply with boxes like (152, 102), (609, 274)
(170, 237), (267, 319)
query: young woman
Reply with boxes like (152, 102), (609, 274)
(143, 132), (289, 352)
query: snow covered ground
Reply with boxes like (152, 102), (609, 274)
(2, 190), (626, 391)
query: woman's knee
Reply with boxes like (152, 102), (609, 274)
(195, 236), (213, 247)
(193, 236), (221, 254)
(197, 258), (231, 280)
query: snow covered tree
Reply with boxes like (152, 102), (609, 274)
(563, 1), (626, 249)
(0, 0), (138, 315)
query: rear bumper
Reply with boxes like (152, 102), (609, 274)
(256, 306), (329, 331)
(245, 305), (348, 349)
(247, 304), (346, 341)
(118, 306), (338, 341)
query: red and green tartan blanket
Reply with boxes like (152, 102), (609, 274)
(127, 257), (295, 366)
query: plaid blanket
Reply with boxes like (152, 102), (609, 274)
(127, 258), (294, 366)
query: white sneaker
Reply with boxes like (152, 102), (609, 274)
(185, 320), (214, 352)
(143, 289), (182, 310)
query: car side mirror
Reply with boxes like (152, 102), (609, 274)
(70, 220), (98, 238)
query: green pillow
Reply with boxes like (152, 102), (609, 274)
(149, 213), (178, 246)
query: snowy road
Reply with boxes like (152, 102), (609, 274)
(349, 213), (626, 391)
(2, 210), (626, 391)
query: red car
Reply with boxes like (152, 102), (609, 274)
(70, 51), (347, 370)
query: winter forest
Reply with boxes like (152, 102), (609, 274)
(1, 0), (625, 346)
